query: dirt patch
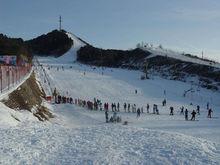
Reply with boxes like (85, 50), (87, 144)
(2, 73), (54, 121)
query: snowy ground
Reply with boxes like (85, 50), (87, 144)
(0, 33), (220, 164)
(31, 55), (220, 164)
(37, 59), (220, 143)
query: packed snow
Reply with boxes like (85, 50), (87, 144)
(0, 33), (220, 164)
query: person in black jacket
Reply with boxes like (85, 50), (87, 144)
(207, 109), (213, 118)
(137, 108), (141, 118)
(170, 107), (174, 115)
(191, 110), (196, 121)
(105, 110), (109, 123)
(185, 109), (188, 121)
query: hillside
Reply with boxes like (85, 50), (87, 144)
(26, 30), (73, 57)
(24, 29), (220, 91)
(147, 56), (220, 90)
(77, 44), (220, 91)
(0, 33), (32, 62)
(77, 45), (151, 68)
(2, 73), (53, 121)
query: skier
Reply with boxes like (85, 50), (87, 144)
(52, 88), (58, 102)
(146, 103), (150, 113)
(153, 104), (156, 114)
(117, 102), (120, 112)
(162, 99), (166, 106)
(207, 108), (213, 118)
(207, 102), (209, 110)
(114, 103), (117, 111)
(106, 103), (109, 111)
(69, 97), (73, 104)
(124, 103), (127, 112)
(111, 103), (114, 112)
(105, 110), (109, 123)
(137, 108), (141, 118)
(135, 89), (137, 94)
(185, 109), (188, 121)
(191, 110), (197, 121)
(133, 104), (136, 113)
(128, 103), (130, 112)
(156, 106), (159, 115)
(196, 105), (200, 115)
(180, 106), (184, 115)
(170, 107), (174, 115)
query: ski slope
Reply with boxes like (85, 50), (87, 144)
(57, 32), (86, 63)
(38, 32), (86, 65)
(0, 33), (220, 164)
(36, 54), (220, 164)
(143, 46), (220, 69)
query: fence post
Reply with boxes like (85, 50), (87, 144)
(7, 66), (10, 90)
(15, 67), (17, 84)
(12, 66), (14, 86)
(0, 66), (2, 93)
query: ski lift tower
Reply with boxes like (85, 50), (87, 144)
(100, 49), (104, 75)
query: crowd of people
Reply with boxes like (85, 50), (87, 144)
(168, 103), (214, 121)
(52, 88), (214, 124)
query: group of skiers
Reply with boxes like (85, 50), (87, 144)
(52, 88), (73, 104)
(105, 111), (122, 123)
(52, 87), (214, 123)
(74, 98), (104, 111)
(170, 104), (213, 121)
(72, 96), (215, 122)
(55, 95), (73, 104)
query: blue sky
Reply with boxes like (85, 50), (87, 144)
(0, 0), (220, 61)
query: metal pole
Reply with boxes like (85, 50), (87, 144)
(59, 15), (62, 31)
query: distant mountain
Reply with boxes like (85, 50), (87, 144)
(0, 33), (32, 62)
(25, 29), (220, 91)
(26, 30), (73, 57)
(77, 45), (151, 68)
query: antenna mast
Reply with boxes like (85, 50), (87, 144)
(59, 15), (62, 31)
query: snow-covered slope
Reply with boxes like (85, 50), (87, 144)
(36, 32), (86, 65)
(142, 46), (220, 68)
(56, 32), (86, 63)
(0, 69), (35, 127)
(0, 116), (219, 164)
(0, 102), (38, 128)
(1, 51), (219, 164)
(31, 55), (220, 164)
